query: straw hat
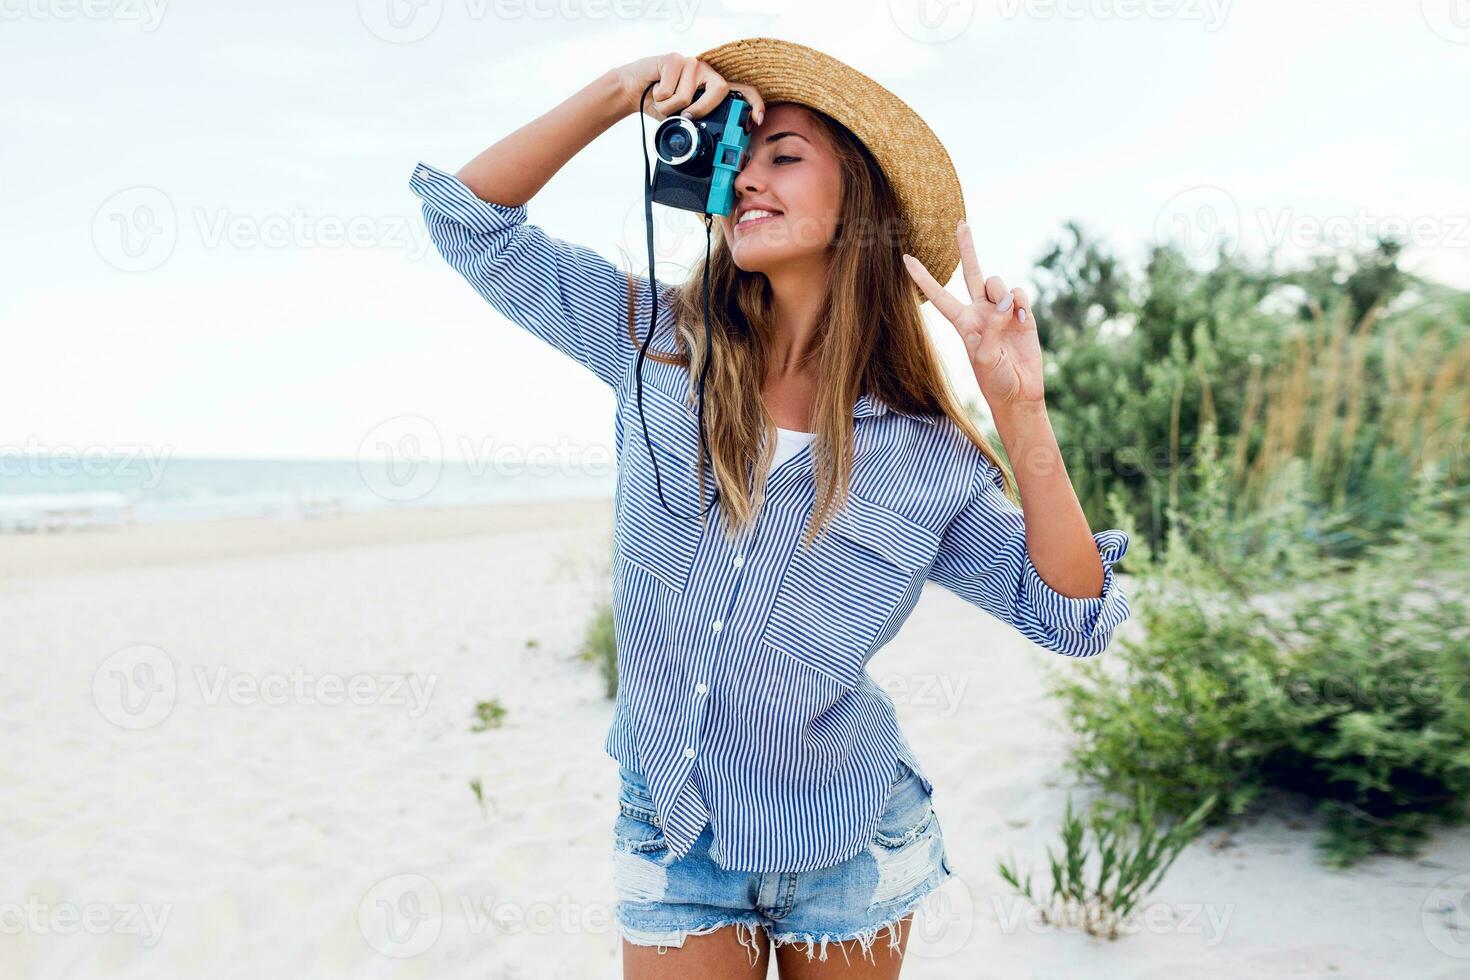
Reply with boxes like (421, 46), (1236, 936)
(697, 36), (966, 303)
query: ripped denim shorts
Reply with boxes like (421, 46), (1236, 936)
(610, 758), (955, 966)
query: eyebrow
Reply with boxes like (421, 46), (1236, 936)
(762, 131), (810, 146)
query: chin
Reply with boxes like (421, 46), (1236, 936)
(730, 240), (818, 276)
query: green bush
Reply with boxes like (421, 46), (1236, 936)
(579, 600), (618, 700)
(1030, 226), (1469, 561)
(1053, 424), (1470, 867)
(998, 784), (1217, 940)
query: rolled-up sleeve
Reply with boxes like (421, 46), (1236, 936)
(925, 455), (1132, 658)
(409, 160), (653, 390)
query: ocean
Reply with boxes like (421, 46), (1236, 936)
(0, 455), (618, 530)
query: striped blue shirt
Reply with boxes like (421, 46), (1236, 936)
(410, 161), (1132, 874)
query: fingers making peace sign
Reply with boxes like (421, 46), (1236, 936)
(902, 220), (1045, 413)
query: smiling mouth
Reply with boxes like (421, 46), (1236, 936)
(735, 210), (783, 231)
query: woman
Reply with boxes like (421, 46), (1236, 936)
(410, 38), (1131, 980)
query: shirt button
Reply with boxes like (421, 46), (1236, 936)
(683, 747), (696, 759)
(695, 682), (708, 694)
(732, 554), (744, 568)
(711, 619), (722, 632)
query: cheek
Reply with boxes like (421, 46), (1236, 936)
(792, 173), (843, 241)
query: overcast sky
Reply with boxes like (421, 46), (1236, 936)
(3, 0), (1465, 465)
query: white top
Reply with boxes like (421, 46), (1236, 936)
(771, 426), (817, 469)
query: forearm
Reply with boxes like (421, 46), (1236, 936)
(454, 69), (630, 207)
(992, 402), (1107, 600)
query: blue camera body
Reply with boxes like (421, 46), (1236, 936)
(650, 91), (752, 217)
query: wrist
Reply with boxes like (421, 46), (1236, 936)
(993, 399), (1049, 426)
(595, 68), (635, 123)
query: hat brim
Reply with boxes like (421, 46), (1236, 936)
(697, 36), (965, 306)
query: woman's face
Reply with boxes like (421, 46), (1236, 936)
(716, 103), (843, 275)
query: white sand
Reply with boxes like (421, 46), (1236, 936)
(2, 499), (1466, 978)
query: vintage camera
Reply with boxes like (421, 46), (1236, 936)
(650, 88), (753, 218)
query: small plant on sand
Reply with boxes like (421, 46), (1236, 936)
(470, 698), (507, 732)
(579, 600), (618, 699)
(998, 785), (1217, 940)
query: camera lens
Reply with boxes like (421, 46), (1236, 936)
(654, 116), (706, 168)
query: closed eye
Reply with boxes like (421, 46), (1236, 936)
(774, 155), (799, 164)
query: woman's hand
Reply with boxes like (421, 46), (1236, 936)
(614, 53), (767, 124)
(902, 221), (1044, 414)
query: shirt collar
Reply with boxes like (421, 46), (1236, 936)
(852, 391), (939, 425)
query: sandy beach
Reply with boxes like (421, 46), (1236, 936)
(2, 498), (1466, 978)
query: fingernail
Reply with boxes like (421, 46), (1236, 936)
(1018, 308), (1028, 323)
(680, 109), (693, 118)
(996, 293), (1014, 313)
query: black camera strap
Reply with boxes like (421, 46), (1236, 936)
(634, 80), (720, 522)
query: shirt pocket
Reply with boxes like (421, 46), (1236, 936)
(759, 491), (940, 687)
(615, 377), (713, 594)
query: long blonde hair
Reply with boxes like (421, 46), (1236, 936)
(624, 103), (1010, 548)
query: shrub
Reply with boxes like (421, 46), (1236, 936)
(1052, 423), (1470, 867)
(579, 599), (618, 700)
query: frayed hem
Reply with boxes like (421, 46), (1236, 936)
(768, 869), (951, 967)
(617, 917), (768, 967)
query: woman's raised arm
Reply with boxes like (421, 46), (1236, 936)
(410, 57), (765, 391)
(453, 55), (768, 207)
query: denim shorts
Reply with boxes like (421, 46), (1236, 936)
(610, 758), (954, 966)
